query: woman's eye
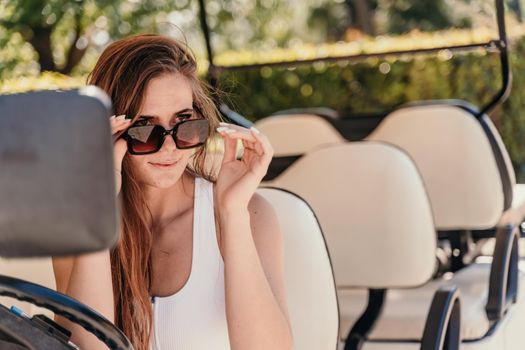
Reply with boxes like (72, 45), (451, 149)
(134, 118), (152, 126)
(175, 113), (195, 122)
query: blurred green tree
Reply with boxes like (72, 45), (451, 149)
(387, 0), (454, 33)
(308, 2), (351, 41)
(2, 0), (510, 77)
(305, 0), (475, 42)
(203, 0), (292, 50)
(307, 1), (376, 41)
(508, 0), (524, 21)
(0, 0), (195, 75)
(344, 0), (378, 35)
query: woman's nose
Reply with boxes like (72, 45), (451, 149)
(160, 133), (178, 152)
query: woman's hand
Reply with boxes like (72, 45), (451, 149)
(110, 115), (131, 195)
(215, 122), (273, 212)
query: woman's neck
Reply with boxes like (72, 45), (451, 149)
(145, 172), (195, 224)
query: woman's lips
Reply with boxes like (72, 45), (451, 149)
(149, 161), (178, 169)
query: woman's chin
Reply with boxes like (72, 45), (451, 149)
(151, 167), (190, 187)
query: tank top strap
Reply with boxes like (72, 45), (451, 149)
(191, 177), (222, 277)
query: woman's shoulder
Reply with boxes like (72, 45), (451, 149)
(248, 193), (281, 241)
(247, 192), (275, 217)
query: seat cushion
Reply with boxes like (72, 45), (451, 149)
(339, 263), (504, 342)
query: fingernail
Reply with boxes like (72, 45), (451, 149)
(219, 122), (230, 126)
(216, 126), (230, 133)
(250, 126), (260, 134)
(116, 115), (127, 121)
(123, 119), (132, 123)
(224, 129), (235, 134)
(109, 115), (116, 120)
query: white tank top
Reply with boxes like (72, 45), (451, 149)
(150, 177), (231, 350)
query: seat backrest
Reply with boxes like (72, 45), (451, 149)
(255, 114), (345, 157)
(271, 142), (437, 289)
(257, 188), (339, 350)
(368, 103), (515, 230)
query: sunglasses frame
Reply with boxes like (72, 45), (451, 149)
(123, 118), (210, 155)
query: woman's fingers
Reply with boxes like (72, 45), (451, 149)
(217, 123), (257, 142)
(109, 115), (130, 195)
(217, 125), (254, 162)
(110, 114), (127, 124)
(242, 139), (257, 153)
(249, 127), (273, 169)
(217, 123), (272, 157)
(217, 123), (273, 175)
(113, 138), (127, 195)
(109, 115), (130, 166)
(250, 127), (272, 156)
(110, 115), (131, 135)
(221, 132), (238, 163)
(113, 138), (127, 170)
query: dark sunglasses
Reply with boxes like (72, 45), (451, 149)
(123, 118), (209, 155)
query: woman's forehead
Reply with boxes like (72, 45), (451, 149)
(140, 72), (193, 118)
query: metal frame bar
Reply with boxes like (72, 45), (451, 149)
(211, 41), (497, 73)
(486, 225), (519, 321)
(344, 289), (387, 350)
(197, 0), (217, 86)
(420, 287), (461, 350)
(479, 0), (512, 115)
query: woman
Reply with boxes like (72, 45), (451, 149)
(52, 34), (292, 350)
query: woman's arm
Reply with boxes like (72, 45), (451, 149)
(220, 193), (293, 350)
(52, 250), (114, 350)
(215, 123), (293, 349)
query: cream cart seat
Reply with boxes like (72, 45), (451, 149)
(254, 113), (345, 182)
(271, 142), (460, 350)
(356, 102), (523, 349)
(257, 188), (339, 350)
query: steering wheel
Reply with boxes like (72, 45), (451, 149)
(0, 274), (133, 350)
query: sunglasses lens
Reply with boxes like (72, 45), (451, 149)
(175, 119), (209, 149)
(126, 125), (164, 154)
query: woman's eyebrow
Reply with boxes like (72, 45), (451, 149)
(139, 107), (194, 120)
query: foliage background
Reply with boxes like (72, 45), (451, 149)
(2, 0), (525, 180)
(214, 32), (525, 180)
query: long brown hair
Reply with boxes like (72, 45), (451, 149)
(87, 34), (221, 350)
